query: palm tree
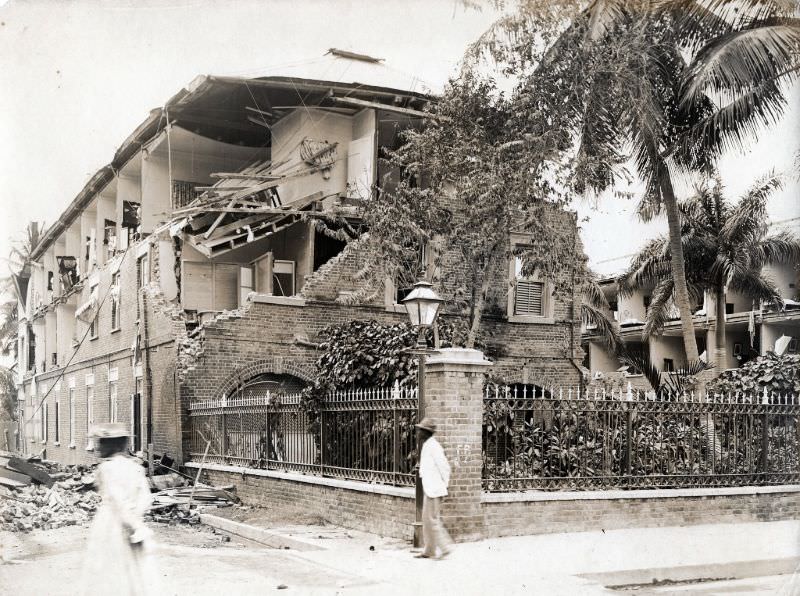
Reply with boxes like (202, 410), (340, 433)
(494, 0), (800, 364)
(581, 275), (624, 355)
(619, 172), (800, 367)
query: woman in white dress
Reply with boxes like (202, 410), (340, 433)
(81, 423), (157, 596)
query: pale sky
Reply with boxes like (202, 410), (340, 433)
(1, 0), (798, 277)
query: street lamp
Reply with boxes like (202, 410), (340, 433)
(402, 280), (443, 548)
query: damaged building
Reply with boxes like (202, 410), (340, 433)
(15, 51), (585, 466)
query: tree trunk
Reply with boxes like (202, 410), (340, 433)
(466, 268), (489, 349)
(660, 172), (700, 363)
(714, 284), (727, 369)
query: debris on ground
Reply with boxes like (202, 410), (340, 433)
(148, 485), (240, 525)
(0, 462), (100, 532)
(0, 450), (238, 532)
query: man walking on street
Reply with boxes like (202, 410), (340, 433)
(415, 417), (453, 559)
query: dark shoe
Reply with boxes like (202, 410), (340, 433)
(414, 553), (432, 559)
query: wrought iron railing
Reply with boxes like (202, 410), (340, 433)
(483, 385), (800, 492)
(188, 386), (419, 487)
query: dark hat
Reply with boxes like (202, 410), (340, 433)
(415, 417), (437, 433)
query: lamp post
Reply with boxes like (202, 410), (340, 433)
(401, 280), (444, 548)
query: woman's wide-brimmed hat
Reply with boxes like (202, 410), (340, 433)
(88, 422), (129, 439)
(415, 417), (437, 433)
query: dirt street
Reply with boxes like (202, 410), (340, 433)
(0, 522), (373, 595)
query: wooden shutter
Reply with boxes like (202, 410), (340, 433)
(183, 262), (213, 311)
(514, 280), (544, 316)
(213, 264), (239, 310)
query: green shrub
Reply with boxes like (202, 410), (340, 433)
(708, 352), (800, 397)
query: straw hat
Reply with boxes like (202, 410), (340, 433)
(88, 422), (129, 439)
(414, 417), (437, 433)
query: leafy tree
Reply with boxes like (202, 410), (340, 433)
(356, 73), (588, 349)
(0, 366), (16, 423)
(1, 221), (43, 359)
(470, 0), (800, 365)
(619, 172), (800, 367)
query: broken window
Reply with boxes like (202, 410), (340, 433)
(122, 201), (141, 246)
(103, 220), (117, 260)
(56, 256), (78, 291)
(273, 260), (295, 297)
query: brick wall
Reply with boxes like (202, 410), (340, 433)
(20, 240), (182, 465)
(482, 488), (800, 538)
(200, 466), (415, 540)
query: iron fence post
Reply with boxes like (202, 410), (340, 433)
(761, 412), (769, 475)
(625, 405), (633, 476)
(221, 407), (227, 465)
(392, 393), (399, 486)
(264, 404), (270, 469)
(320, 406), (325, 477)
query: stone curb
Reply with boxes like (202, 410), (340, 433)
(199, 513), (325, 552)
(579, 557), (800, 588)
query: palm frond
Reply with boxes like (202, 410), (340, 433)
(619, 350), (662, 393)
(680, 20), (800, 109)
(728, 270), (783, 306)
(721, 171), (782, 245)
(583, 277), (610, 309)
(661, 358), (714, 394)
(673, 77), (790, 166)
(749, 231), (800, 269)
(582, 302), (624, 354)
(643, 278), (675, 339)
(666, 0), (797, 42)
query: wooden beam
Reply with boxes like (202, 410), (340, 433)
(205, 213), (273, 240)
(245, 105), (273, 118)
(246, 115), (272, 129)
(330, 96), (440, 120)
(209, 172), (283, 181)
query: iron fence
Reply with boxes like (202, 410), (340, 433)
(188, 385), (418, 487)
(483, 385), (800, 492)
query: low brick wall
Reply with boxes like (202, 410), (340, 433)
(482, 486), (800, 538)
(189, 463), (415, 540)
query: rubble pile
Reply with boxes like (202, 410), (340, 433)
(0, 464), (99, 533)
(148, 484), (239, 525)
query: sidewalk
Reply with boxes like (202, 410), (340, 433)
(212, 517), (800, 595)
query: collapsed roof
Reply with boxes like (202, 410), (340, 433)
(31, 52), (433, 261)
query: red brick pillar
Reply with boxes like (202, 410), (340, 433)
(423, 347), (491, 541)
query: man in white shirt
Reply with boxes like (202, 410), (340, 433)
(415, 417), (453, 559)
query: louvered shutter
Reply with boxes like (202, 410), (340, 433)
(514, 280), (544, 316)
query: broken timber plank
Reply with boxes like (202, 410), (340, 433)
(0, 476), (26, 489)
(330, 95), (442, 120)
(209, 173), (283, 181)
(205, 213), (275, 240)
(0, 465), (31, 485)
(7, 457), (54, 487)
